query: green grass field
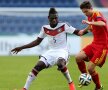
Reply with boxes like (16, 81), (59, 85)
(0, 56), (108, 90)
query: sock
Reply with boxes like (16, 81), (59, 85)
(61, 67), (72, 83)
(91, 71), (101, 89)
(32, 69), (38, 76)
(76, 61), (87, 73)
(24, 69), (38, 90)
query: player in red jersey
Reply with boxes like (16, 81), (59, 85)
(107, 25), (108, 55)
(11, 8), (85, 90)
(75, 1), (108, 90)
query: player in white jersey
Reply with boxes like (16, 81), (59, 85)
(11, 8), (86, 90)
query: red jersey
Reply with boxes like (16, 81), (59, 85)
(88, 10), (108, 46)
(107, 25), (108, 49)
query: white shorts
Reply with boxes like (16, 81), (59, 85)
(40, 49), (69, 67)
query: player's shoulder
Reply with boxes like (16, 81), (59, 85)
(42, 24), (50, 29)
(93, 10), (102, 16)
(57, 21), (65, 27)
(93, 9), (100, 13)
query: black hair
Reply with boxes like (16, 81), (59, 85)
(80, 1), (92, 9)
(49, 8), (57, 15)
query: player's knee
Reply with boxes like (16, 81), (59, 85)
(34, 62), (46, 72)
(57, 59), (65, 69)
(57, 62), (63, 69)
(75, 54), (82, 62)
(87, 67), (94, 74)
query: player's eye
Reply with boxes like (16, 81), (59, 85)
(52, 17), (57, 19)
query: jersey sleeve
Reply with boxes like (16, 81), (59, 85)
(37, 26), (46, 38)
(94, 11), (106, 22)
(65, 22), (76, 34)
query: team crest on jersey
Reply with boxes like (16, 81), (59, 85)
(46, 31), (49, 34)
(57, 29), (62, 32)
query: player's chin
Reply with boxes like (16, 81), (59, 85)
(52, 23), (57, 27)
(52, 22), (57, 25)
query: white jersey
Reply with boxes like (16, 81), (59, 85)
(38, 22), (76, 50)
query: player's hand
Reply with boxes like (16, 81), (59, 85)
(78, 30), (84, 36)
(82, 20), (91, 25)
(11, 47), (22, 54)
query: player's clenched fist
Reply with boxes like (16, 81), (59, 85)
(82, 20), (91, 25)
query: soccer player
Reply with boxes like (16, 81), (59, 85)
(11, 8), (83, 90)
(75, 1), (108, 90)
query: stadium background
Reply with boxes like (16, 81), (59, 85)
(0, 0), (108, 56)
(0, 0), (108, 90)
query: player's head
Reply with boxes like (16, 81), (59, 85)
(48, 8), (58, 28)
(80, 1), (93, 17)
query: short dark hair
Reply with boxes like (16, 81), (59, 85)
(80, 1), (92, 9)
(49, 8), (57, 15)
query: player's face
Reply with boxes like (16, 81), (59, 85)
(81, 8), (93, 17)
(48, 14), (58, 28)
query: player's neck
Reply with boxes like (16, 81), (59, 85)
(50, 23), (58, 28)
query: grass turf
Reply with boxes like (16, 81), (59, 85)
(0, 56), (108, 90)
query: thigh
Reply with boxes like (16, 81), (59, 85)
(39, 51), (53, 67)
(91, 49), (107, 67)
(56, 49), (69, 62)
(83, 44), (94, 60)
(40, 49), (69, 67)
(76, 50), (89, 62)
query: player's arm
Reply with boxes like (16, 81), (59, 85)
(83, 25), (91, 31)
(65, 22), (88, 36)
(73, 29), (88, 36)
(11, 37), (43, 54)
(73, 25), (92, 36)
(82, 20), (106, 26)
(11, 26), (46, 54)
(17, 37), (43, 49)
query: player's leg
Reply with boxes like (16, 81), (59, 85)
(57, 58), (72, 83)
(76, 44), (93, 74)
(23, 60), (47, 90)
(57, 58), (75, 90)
(87, 61), (102, 90)
(75, 50), (88, 73)
(88, 49), (107, 90)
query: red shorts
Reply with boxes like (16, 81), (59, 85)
(83, 43), (107, 67)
